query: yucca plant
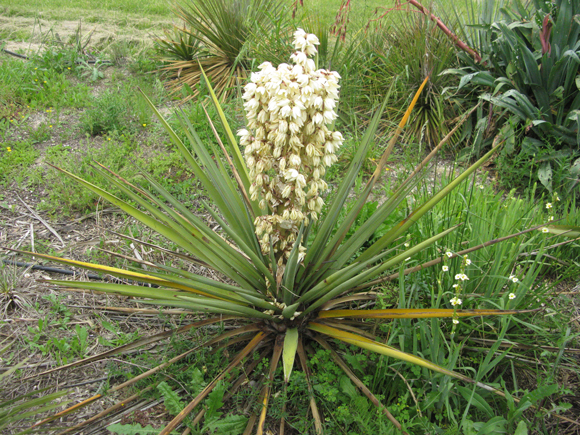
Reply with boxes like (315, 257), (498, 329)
(156, 0), (287, 102)
(17, 30), (541, 433)
(357, 13), (461, 149)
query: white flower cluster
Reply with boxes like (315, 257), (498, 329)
(238, 28), (343, 259)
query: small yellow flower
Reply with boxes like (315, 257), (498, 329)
(49, 125), (52, 128)
(6, 147), (12, 152)
(43, 81), (47, 83)
(107, 137), (111, 141)
(34, 79), (38, 82)
(142, 123), (147, 127)
(67, 67), (71, 70)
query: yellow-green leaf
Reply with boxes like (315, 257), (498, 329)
(283, 328), (299, 383)
(317, 308), (530, 319)
(543, 225), (580, 238)
(308, 322), (500, 392)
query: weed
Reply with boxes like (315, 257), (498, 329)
(80, 90), (131, 136)
(29, 122), (52, 144)
(98, 318), (140, 347)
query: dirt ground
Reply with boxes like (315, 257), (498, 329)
(0, 14), (172, 55)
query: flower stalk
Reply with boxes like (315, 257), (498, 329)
(239, 29), (343, 264)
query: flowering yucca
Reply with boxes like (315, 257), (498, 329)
(239, 29), (343, 260)
(13, 30), (540, 434)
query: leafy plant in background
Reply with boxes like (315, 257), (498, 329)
(445, 0), (580, 196)
(14, 30), (564, 433)
(155, 0), (287, 102)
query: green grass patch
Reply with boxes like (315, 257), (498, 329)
(0, 140), (39, 186)
(0, 56), (92, 110)
(0, 0), (173, 20)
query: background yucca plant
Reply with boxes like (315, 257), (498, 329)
(358, 12), (462, 150)
(156, 0), (287, 102)
(14, 60), (548, 434)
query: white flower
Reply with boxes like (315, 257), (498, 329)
(465, 258), (472, 266)
(509, 293), (516, 300)
(450, 297), (462, 306)
(545, 203), (552, 209)
(445, 251), (453, 258)
(455, 273), (469, 281)
(541, 227), (549, 233)
(452, 284), (459, 289)
(404, 242), (410, 248)
(405, 257), (411, 261)
(452, 319), (459, 324)
(548, 216), (554, 221)
(284, 168), (300, 181)
(442, 265), (449, 272)
(509, 275), (519, 283)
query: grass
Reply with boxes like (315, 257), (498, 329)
(0, 0), (173, 20)
(0, 1), (579, 433)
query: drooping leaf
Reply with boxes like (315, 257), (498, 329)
(543, 225), (580, 238)
(283, 328), (299, 383)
